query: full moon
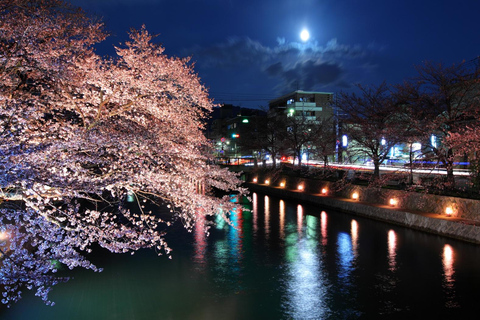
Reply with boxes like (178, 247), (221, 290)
(300, 29), (310, 42)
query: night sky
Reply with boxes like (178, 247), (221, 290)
(70, 0), (480, 109)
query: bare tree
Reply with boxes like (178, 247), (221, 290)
(283, 111), (318, 167)
(310, 116), (337, 168)
(336, 82), (405, 180)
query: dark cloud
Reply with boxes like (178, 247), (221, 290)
(189, 37), (271, 69)
(187, 36), (381, 93)
(266, 60), (343, 91)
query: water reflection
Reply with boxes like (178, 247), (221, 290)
(442, 244), (458, 308)
(283, 205), (330, 319)
(3, 192), (478, 319)
(212, 198), (244, 283)
(252, 192), (258, 236)
(193, 213), (207, 269)
(264, 195), (270, 240)
(297, 204), (303, 236)
(388, 230), (397, 272)
(320, 211), (328, 246)
(279, 200), (285, 240)
(337, 232), (354, 286)
(443, 244), (455, 285)
(351, 219), (359, 257)
(305, 215), (318, 240)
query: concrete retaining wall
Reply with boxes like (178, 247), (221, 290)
(249, 173), (480, 221)
(245, 178), (480, 245)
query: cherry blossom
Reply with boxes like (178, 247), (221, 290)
(0, 0), (245, 306)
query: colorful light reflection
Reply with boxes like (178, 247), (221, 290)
(443, 244), (455, 286)
(279, 200), (285, 240)
(265, 195), (270, 240)
(351, 220), (359, 256)
(387, 230), (397, 272)
(321, 211), (327, 246)
(297, 205), (303, 236)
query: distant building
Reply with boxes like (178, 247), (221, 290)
(207, 104), (266, 162)
(268, 90), (334, 121)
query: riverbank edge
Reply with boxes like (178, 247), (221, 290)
(245, 182), (480, 245)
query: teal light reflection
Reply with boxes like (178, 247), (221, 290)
(283, 208), (330, 318)
(212, 196), (244, 286)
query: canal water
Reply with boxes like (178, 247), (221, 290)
(2, 192), (480, 319)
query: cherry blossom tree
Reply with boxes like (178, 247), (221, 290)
(396, 61), (480, 189)
(0, 0), (245, 306)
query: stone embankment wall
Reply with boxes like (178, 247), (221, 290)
(246, 173), (480, 244)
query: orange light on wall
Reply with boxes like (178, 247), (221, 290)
(279, 181), (285, 188)
(389, 198), (398, 207)
(445, 206), (453, 216)
(297, 184), (304, 191)
(265, 179), (270, 185)
(253, 178), (257, 183)
(352, 192), (359, 200)
(321, 188), (328, 195)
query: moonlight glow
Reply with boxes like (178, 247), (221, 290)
(300, 29), (310, 41)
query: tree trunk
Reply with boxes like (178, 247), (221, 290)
(373, 159), (381, 180)
(296, 149), (302, 167)
(445, 149), (455, 190)
(409, 144), (414, 185)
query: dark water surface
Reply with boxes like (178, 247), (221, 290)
(2, 192), (480, 319)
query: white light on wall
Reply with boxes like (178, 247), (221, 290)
(342, 135), (348, 147)
(431, 134), (437, 148)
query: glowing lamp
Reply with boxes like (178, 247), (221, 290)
(298, 184), (304, 191)
(389, 198), (398, 207)
(280, 182), (285, 188)
(265, 179), (270, 185)
(445, 206), (453, 216)
(321, 188), (328, 195)
(253, 178), (257, 183)
(352, 192), (359, 200)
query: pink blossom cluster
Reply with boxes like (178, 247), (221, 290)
(0, 0), (245, 306)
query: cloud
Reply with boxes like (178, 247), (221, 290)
(187, 36), (381, 93)
(189, 37), (272, 69)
